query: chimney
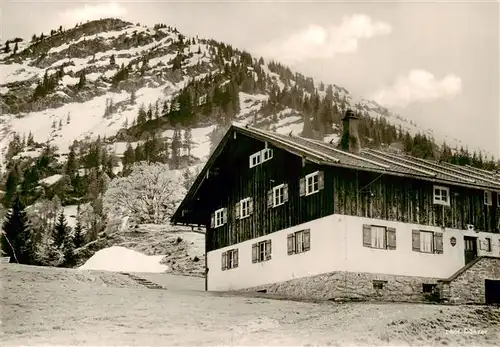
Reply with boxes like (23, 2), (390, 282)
(338, 109), (361, 154)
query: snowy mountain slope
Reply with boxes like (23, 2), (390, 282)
(0, 18), (479, 175)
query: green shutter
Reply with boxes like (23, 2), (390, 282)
(303, 230), (311, 251)
(265, 240), (272, 260)
(363, 224), (372, 247)
(234, 202), (240, 219)
(434, 233), (443, 254)
(221, 252), (227, 270)
(299, 178), (306, 196)
(283, 184), (289, 203)
(318, 171), (324, 190)
(252, 243), (258, 263)
(233, 249), (239, 268)
(386, 227), (396, 250)
(412, 230), (420, 251)
(287, 233), (295, 255)
(267, 189), (273, 208)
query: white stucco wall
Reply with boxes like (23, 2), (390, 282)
(207, 214), (500, 291)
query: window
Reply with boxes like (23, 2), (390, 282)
(252, 240), (271, 263)
(484, 191), (493, 206)
(420, 231), (434, 253)
(433, 185), (450, 206)
(362, 225), (396, 250)
(305, 171), (319, 195)
(273, 184), (284, 207)
(482, 238), (492, 252)
(249, 152), (261, 168)
(235, 198), (253, 219)
(287, 229), (310, 255)
(412, 230), (443, 254)
(268, 183), (288, 208)
(373, 280), (387, 290)
(262, 148), (273, 162)
(211, 208), (227, 228)
(422, 283), (436, 293)
(221, 249), (238, 270)
(300, 171), (324, 197)
(249, 148), (273, 168)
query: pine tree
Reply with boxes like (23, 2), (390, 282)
(110, 54), (116, 66)
(3, 169), (19, 208)
(53, 210), (68, 249)
(13, 42), (18, 54)
(62, 226), (76, 267)
(73, 219), (85, 249)
(1, 195), (34, 264)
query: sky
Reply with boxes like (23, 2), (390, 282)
(2, 0), (499, 157)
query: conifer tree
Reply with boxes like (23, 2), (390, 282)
(1, 195), (34, 264)
(53, 210), (68, 249)
(73, 205), (85, 248)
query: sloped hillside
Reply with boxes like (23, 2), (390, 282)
(0, 17), (475, 176)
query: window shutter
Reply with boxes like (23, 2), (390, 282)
(267, 189), (273, 208)
(299, 178), (306, 196)
(235, 202), (240, 219)
(248, 198), (254, 214)
(221, 252), (227, 270)
(283, 184), (289, 203)
(318, 171), (324, 190)
(233, 249), (239, 268)
(287, 233), (295, 255)
(252, 243), (258, 263)
(210, 212), (215, 228)
(362, 224), (372, 247)
(265, 239), (272, 260)
(412, 230), (420, 251)
(303, 230), (311, 251)
(434, 233), (443, 254)
(222, 208), (228, 224)
(386, 227), (396, 250)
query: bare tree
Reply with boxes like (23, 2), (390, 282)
(103, 162), (186, 224)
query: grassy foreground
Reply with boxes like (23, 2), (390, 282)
(1, 264), (499, 346)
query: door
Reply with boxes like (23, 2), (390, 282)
(464, 236), (477, 265)
(485, 279), (500, 305)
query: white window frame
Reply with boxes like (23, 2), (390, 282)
(214, 208), (225, 228)
(226, 249), (238, 269)
(249, 152), (261, 168)
(240, 197), (251, 219)
(433, 185), (450, 206)
(305, 171), (319, 196)
(273, 184), (285, 207)
(370, 225), (387, 249)
(261, 148), (273, 162)
(484, 191), (493, 206)
(420, 230), (434, 253)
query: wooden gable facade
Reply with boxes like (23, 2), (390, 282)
(171, 124), (500, 252)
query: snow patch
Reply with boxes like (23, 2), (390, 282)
(39, 174), (63, 186)
(79, 246), (168, 273)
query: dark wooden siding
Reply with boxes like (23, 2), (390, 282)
(205, 135), (334, 251)
(203, 135), (499, 251)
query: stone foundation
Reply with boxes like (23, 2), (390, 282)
(438, 257), (500, 304)
(239, 271), (441, 303)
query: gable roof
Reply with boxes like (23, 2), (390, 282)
(171, 122), (500, 225)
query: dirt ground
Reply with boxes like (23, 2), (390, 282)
(2, 264), (499, 346)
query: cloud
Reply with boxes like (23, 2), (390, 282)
(369, 70), (462, 108)
(58, 2), (128, 25)
(256, 14), (392, 65)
